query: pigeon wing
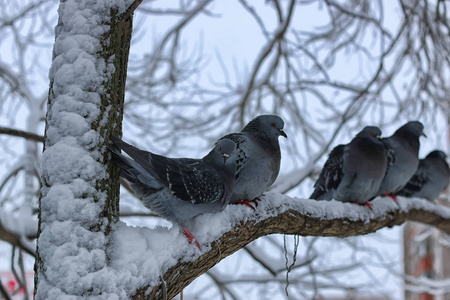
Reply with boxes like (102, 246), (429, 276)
(164, 159), (225, 204)
(219, 133), (249, 181)
(382, 138), (396, 176)
(111, 137), (225, 205)
(310, 144), (345, 199)
(398, 161), (428, 196)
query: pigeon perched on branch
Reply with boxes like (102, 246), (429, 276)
(376, 121), (426, 200)
(109, 137), (237, 249)
(310, 126), (387, 209)
(218, 115), (287, 208)
(397, 150), (449, 201)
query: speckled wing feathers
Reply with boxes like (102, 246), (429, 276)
(110, 137), (224, 205)
(165, 160), (224, 204)
(382, 139), (395, 176)
(219, 133), (249, 181)
(310, 145), (344, 199)
(398, 161), (428, 196)
(397, 150), (450, 200)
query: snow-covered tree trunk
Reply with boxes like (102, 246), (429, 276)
(34, 1), (139, 298)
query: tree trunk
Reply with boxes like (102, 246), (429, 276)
(34, 1), (141, 298)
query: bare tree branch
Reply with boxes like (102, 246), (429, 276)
(0, 222), (35, 257)
(0, 280), (12, 300)
(238, 0), (296, 123)
(243, 245), (277, 276)
(206, 270), (239, 300)
(114, 0), (144, 26)
(0, 127), (44, 143)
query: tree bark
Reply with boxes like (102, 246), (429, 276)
(34, 1), (141, 297)
(133, 195), (450, 299)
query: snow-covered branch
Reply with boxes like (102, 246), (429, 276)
(129, 193), (450, 299)
(0, 208), (36, 257)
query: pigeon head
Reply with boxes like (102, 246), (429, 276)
(218, 139), (238, 175)
(427, 150), (447, 160)
(242, 115), (287, 139)
(356, 126), (382, 142)
(205, 139), (237, 171)
(397, 121), (426, 138)
(216, 139), (237, 162)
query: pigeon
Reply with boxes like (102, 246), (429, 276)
(109, 137), (237, 249)
(376, 121), (426, 199)
(310, 126), (387, 208)
(218, 115), (287, 208)
(397, 150), (450, 201)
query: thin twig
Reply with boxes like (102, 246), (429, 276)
(0, 127), (44, 143)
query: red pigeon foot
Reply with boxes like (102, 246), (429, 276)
(363, 202), (373, 210)
(350, 202), (373, 210)
(251, 197), (261, 207)
(384, 192), (397, 201)
(235, 200), (256, 210)
(181, 227), (201, 250)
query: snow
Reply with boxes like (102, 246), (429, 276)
(104, 193), (448, 297)
(0, 205), (37, 255)
(405, 274), (450, 295)
(0, 205), (37, 237)
(36, 0), (137, 299)
(35, 0), (450, 298)
(111, 224), (195, 290)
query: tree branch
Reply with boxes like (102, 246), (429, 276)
(239, 0), (296, 123)
(0, 126), (44, 143)
(0, 222), (35, 257)
(115, 0), (144, 25)
(131, 193), (450, 299)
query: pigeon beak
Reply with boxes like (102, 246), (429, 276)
(376, 135), (381, 140)
(421, 131), (427, 138)
(280, 129), (287, 138)
(222, 153), (230, 163)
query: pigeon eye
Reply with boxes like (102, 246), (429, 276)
(369, 131), (373, 135)
(271, 123), (276, 127)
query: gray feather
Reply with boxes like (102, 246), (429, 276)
(310, 126), (387, 204)
(218, 115), (286, 203)
(376, 121), (425, 196)
(397, 150), (449, 201)
(109, 137), (237, 227)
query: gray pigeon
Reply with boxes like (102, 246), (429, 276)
(397, 150), (450, 201)
(310, 126), (387, 208)
(376, 121), (426, 199)
(218, 115), (287, 208)
(109, 137), (237, 248)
